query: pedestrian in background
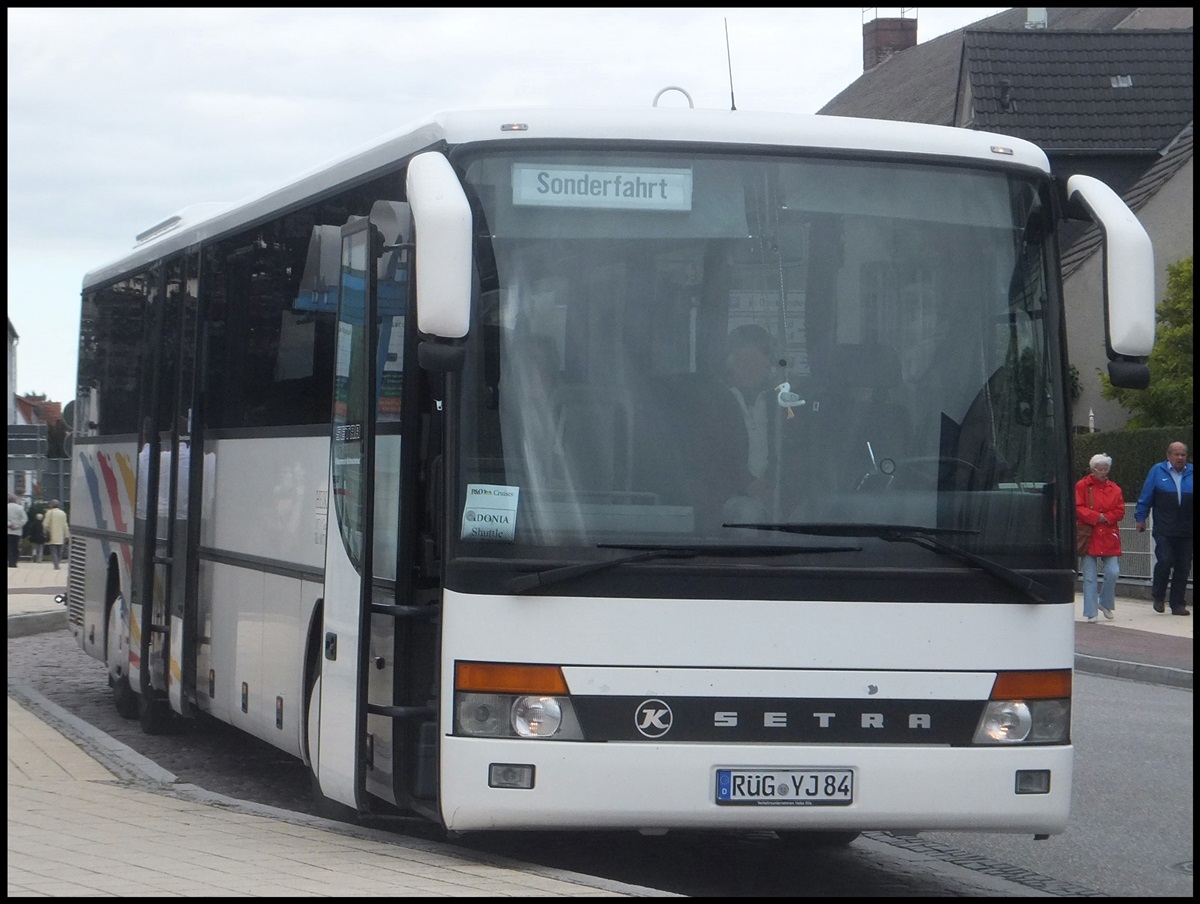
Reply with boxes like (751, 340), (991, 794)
(42, 499), (70, 571)
(7, 493), (28, 568)
(1135, 441), (1193, 616)
(24, 511), (47, 563)
(1076, 453), (1124, 623)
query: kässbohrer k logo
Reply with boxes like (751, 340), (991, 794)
(634, 699), (673, 738)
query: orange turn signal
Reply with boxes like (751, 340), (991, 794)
(455, 661), (569, 695)
(990, 670), (1072, 700)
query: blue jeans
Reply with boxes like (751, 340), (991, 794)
(1081, 554), (1119, 618)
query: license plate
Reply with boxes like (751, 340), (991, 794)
(715, 768), (854, 806)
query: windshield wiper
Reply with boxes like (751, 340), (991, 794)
(723, 521), (1050, 603)
(508, 542), (860, 594)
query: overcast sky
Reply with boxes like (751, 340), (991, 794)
(7, 7), (1006, 406)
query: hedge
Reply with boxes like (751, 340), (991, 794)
(1072, 425), (1194, 487)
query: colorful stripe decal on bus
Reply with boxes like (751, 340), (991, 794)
(80, 449), (136, 576)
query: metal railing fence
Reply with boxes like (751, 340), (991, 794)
(1086, 503), (1194, 584)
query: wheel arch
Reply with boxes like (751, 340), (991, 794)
(102, 553), (124, 659)
(302, 596), (325, 767)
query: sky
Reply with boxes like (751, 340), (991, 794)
(7, 7), (1007, 406)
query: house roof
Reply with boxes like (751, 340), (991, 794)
(819, 8), (1154, 126)
(14, 394), (62, 426)
(1061, 120), (1194, 279)
(820, 8), (1193, 272)
(959, 29), (1193, 153)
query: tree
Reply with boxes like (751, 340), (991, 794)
(1101, 256), (1193, 428)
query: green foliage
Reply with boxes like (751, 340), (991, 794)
(1067, 364), (1082, 405)
(1073, 426), (1193, 485)
(1101, 256), (1193, 428)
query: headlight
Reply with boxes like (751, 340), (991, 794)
(1027, 699), (1071, 742)
(973, 699), (1070, 744)
(511, 696), (562, 738)
(454, 691), (585, 740)
(975, 701), (1033, 742)
(455, 693), (509, 737)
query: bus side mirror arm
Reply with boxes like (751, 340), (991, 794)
(1066, 175), (1155, 390)
(1106, 358), (1150, 390)
(418, 340), (465, 373)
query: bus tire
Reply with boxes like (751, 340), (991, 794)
(106, 596), (139, 720)
(109, 674), (139, 720)
(138, 694), (176, 735)
(776, 830), (861, 847)
(305, 672), (358, 824)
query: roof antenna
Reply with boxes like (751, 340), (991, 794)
(725, 18), (737, 110)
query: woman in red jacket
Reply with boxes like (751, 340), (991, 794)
(1076, 453), (1125, 622)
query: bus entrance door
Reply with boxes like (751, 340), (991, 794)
(318, 202), (432, 816)
(130, 259), (201, 732)
(317, 218), (380, 810)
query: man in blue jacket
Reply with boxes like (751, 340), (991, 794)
(1135, 441), (1193, 615)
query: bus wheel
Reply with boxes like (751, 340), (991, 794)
(106, 597), (138, 720)
(138, 695), (176, 735)
(305, 672), (358, 824)
(776, 830), (861, 848)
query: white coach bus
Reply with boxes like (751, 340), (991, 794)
(66, 104), (1155, 843)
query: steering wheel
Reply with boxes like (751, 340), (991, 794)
(884, 456), (980, 490)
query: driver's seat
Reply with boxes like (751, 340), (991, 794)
(819, 343), (910, 489)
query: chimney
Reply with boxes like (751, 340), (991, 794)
(863, 13), (917, 71)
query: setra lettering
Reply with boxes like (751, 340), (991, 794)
(707, 709), (935, 731)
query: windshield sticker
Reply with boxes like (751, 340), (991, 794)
(512, 163), (692, 211)
(461, 484), (520, 542)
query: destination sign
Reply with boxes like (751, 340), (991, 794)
(512, 163), (692, 211)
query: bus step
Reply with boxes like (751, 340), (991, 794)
(366, 703), (435, 720)
(369, 603), (438, 620)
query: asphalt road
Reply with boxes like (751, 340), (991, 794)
(13, 628), (1188, 897)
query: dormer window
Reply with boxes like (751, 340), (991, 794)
(1110, 75), (1134, 88)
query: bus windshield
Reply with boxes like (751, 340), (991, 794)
(452, 148), (1067, 566)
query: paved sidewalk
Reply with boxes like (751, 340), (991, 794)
(8, 693), (665, 897)
(7, 560), (1191, 896)
(5, 562), (668, 897)
(1070, 579), (1192, 689)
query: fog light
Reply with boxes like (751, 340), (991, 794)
(1015, 769), (1051, 794)
(489, 763), (535, 789)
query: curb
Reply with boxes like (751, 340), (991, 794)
(6, 681), (679, 898)
(1073, 652), (1192, 689)
(7, 609), (68, 638)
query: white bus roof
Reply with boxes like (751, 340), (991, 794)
(83, 107), (1051, 289)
